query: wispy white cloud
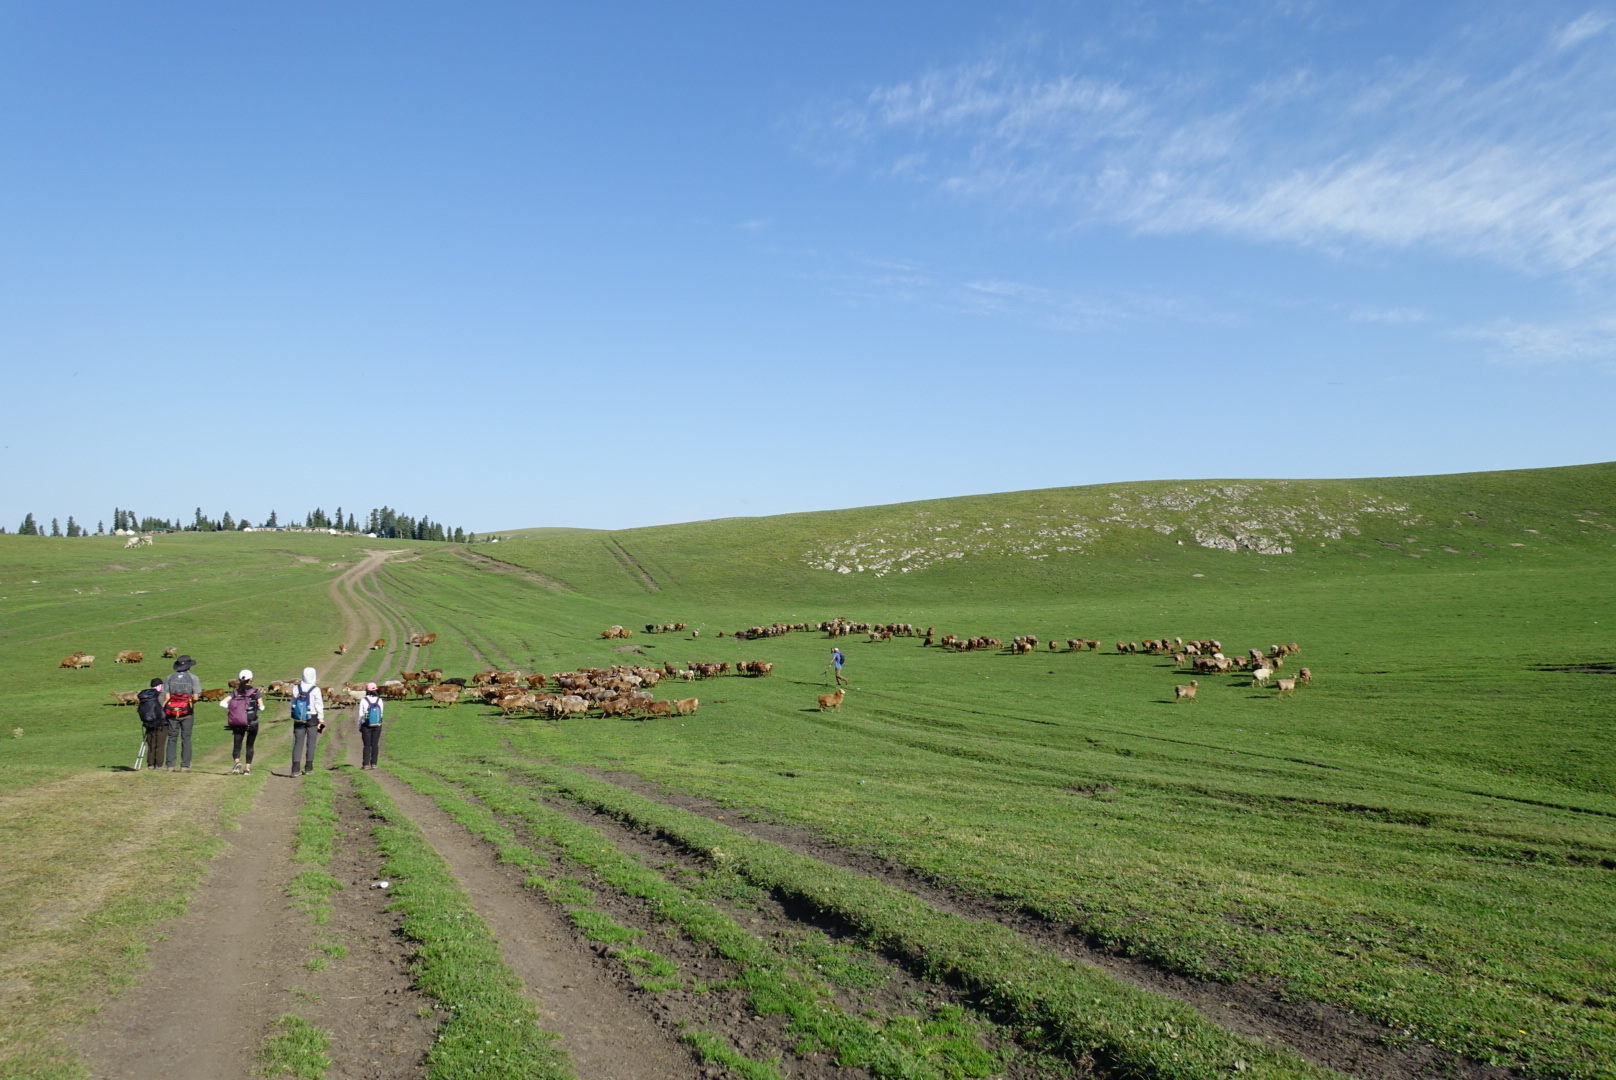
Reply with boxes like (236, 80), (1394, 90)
(805, 255), (1219, 334)
(1553, 11), (1611, 49)
(815, 14), (1616, 276)
(1350, 306), (1430, 325)
(1451, 315), (1616, 361)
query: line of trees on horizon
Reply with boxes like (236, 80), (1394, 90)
(6, 506), (473, 543)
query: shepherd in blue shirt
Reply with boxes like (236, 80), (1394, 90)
(831, 647), (847, 686)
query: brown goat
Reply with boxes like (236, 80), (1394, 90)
(817, 688), (846, 711)
(1174, 680), (1199, 703)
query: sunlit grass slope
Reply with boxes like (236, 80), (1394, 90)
(375, 463), (1615, 1078)
(0, 531), (434, 792)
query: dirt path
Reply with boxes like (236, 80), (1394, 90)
(79, 551), (401, 1080)
(367, 768), (701, 1080)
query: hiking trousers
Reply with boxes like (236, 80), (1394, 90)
(144, 726), (167, 770)
(230, 721), (260, 764)
(165, 714), (194, 768)
(360, 724), (382, 767)
(291, 723), (320, 772)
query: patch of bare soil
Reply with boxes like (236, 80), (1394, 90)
(314, 777), (439, 1078)
(504, 777), (1067, 1080)
(577, 768), (1516, 1080)
(80, 737), (307, 1080)
(367, 770), (702, 1080)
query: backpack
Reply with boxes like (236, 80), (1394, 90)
(163, 691), (193, 719)
(137, 688), (165, 729)
(226, 687), (257, 729)
(361, 696), (383, 727)
(291, 684), (313, 722)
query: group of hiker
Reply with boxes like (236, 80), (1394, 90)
(135, 655), (388, 774)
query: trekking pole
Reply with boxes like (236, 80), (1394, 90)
(133, 737), (147, 771)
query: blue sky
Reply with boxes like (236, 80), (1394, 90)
(2, 1), (1612, 532)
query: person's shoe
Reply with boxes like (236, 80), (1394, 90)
(180, 766), (190, 773)
(243, 764), (251, 775)
(304, 763), (315, 774)
(289, 767), (300, 777)
(230, 763), (241, 775)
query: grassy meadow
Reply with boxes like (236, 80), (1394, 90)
(1, 464), (1612, 1078)
(373, 464), (1615, 1078)
(0, 530), (434, 1078)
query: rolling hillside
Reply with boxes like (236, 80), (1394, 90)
(3, 462), (1613, 1080)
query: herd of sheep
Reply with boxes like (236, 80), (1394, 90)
(76, 616), (1313, 717)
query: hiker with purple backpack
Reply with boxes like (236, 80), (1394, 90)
(221, 669), (264, 775)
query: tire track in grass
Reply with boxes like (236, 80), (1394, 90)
(494, 757), (1343, 1080)
(358, 768), (701, 1080)
(389, 758), (1014, 1080)
(348, 769), (574, 1080)
(73, 551), (400, 1080)
(546, 764), (1522, 1080)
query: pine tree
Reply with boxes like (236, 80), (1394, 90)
(221, 511), (235, 531)
(265, 511), (278, 528)
(66, 516), (80, 537)
(19, 513), (37, 535)
(97, 521), (105, 535)
(453, 526), (464, 543)
(51, 518), (62, 537)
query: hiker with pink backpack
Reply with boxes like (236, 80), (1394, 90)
(221, 669), (264, 775)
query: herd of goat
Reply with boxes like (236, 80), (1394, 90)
(75, 619), (1312, 714)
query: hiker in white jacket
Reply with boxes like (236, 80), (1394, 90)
(290, 667), (325, 777)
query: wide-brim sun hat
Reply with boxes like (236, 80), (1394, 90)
(173, 655), (195, 671)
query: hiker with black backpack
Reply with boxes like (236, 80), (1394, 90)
(356, 682), (385, 770)
(289, 667), (325, 777)
(221, 669), (264, 775)
(137, 678), (166, 770)
(162, 655), (202, 772)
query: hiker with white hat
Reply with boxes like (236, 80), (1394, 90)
(161, 654), (202, 772)
(289, 667), (325, 777)
(220, 669), (264, 775)
(356, 682), (385, 770)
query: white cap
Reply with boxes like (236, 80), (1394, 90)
(239, 669), (253, 680)
(303, 667), (317, 683)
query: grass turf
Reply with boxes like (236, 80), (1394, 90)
(369, 463), (1614, 1079)
(255, 1015), (332, 1079)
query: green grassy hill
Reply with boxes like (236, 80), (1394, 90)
(375, 462), (1615, 1077)
(3, 463), (1613, 1079)
(481, 461), (1616, 606)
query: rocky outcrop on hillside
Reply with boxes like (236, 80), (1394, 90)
(803, 482), (1425, 576)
